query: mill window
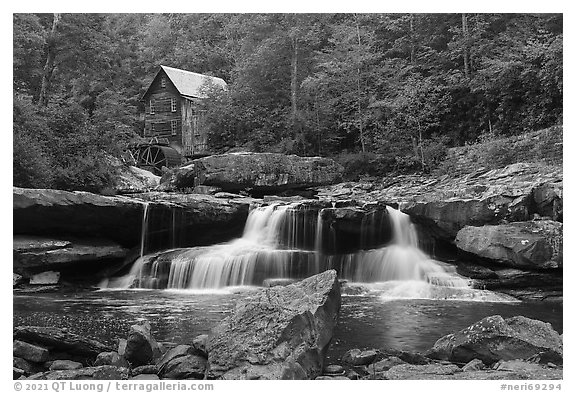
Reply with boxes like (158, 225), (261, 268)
(150, 100), (155, 115)
(151, 123), (156, 133)
(161, 77), (166, 88)
(171, 98), (177, 112)
(171, 120), (178, 136)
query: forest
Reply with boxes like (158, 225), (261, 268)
(13, 13), (563, 192)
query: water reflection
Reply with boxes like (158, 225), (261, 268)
(13, 290), (562, 361)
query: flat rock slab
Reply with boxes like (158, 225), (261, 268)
(13, 187), (251, 248)
(27, 365), (129, 380)
(49, 360), (83, 370)
(207, 270), (341, 380)
(14, 237), (129, 272)
(14, 326), (112, 362)
(384, 363), (461, 380)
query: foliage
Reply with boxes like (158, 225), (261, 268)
(13, 13), (563, 190)
(13, 96), (120, 192)
(335, 152), (395, 181)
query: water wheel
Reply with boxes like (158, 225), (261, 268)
(133, 145), (181, 175)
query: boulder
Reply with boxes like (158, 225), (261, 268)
(532, 182), (563, 221)
(367, 356), (407, 373)
(323, 364), (345, 375)
(27, 365), (129, 380)
(191, 336), (209, 357)
(94, 352), (129, 368)
(131, 365), (158, 376)
(124, 321), (161, 367)
(29, 271), (60, 285)
(156, 345), (195, 373)
(342, 349), (379, 366)
(13, 357), (40, 375)
(425, 315), (563, 365)
(206, 270), (341, 380)
(13, 273), (25, 287)
(160, 354), (207, 379)
(456, 221), (562, 269)
(13, 340), (49, 363)
(14, 326), (112, 363)
(114, 165), (160, 194)
(49, 360), (83, 370)
(378, 347), (431, 365)
(161, 153), (344, 193)
(462, 359), (485, 372)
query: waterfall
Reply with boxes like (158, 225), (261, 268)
(104, 202), (476, 297)
(140, 202), (150, 258)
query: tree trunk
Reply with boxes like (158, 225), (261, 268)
(290, 37), (298, 126)
(417, 120), (425, 171)
(355, 15), (366, 153)
(38, 13), (61, 107)
(462, 13), (470, 79)
(315, 95), (322, 155)
(409, 14), (416, 65)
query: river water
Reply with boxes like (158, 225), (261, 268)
(13, 289), (562, 362)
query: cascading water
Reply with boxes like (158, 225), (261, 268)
(102, 201), (513, 301)
(140, 202), (150, 258)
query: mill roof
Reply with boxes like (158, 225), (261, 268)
(143, 65), (227, 100)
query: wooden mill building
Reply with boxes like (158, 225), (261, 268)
(141, 65), (227, 159)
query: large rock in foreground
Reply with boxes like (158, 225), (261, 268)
(426, 315), (563, 365)
(161, 153), (344, 193)
(206, 270), (341, 380)
(456, 221), (562, 269)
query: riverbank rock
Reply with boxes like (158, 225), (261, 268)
(425, 315), (563, 365)
(206, 270), (341, 380)
(14, 326), (112, 364)
(383, 363), (461, 380)
(13, 340), (49, 363)
(27, 365), (129, 380)
(161, 355), (207, 379)
(49, 360), (83, 370)
(456, 221), (562, 269)
(14, 236), (130, 279)
(29, 271), (61, 285)
(316, 162), (562, 241)
(13, 187), (251, 249)
(114, 165), (160, 194)
(95, 352), (130, 368)
(342, 349), (379, 366)
(161, 153), (344, 194)
(125, 321), (161, 367)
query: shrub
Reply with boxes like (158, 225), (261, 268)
(335, 152), (395, 181)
